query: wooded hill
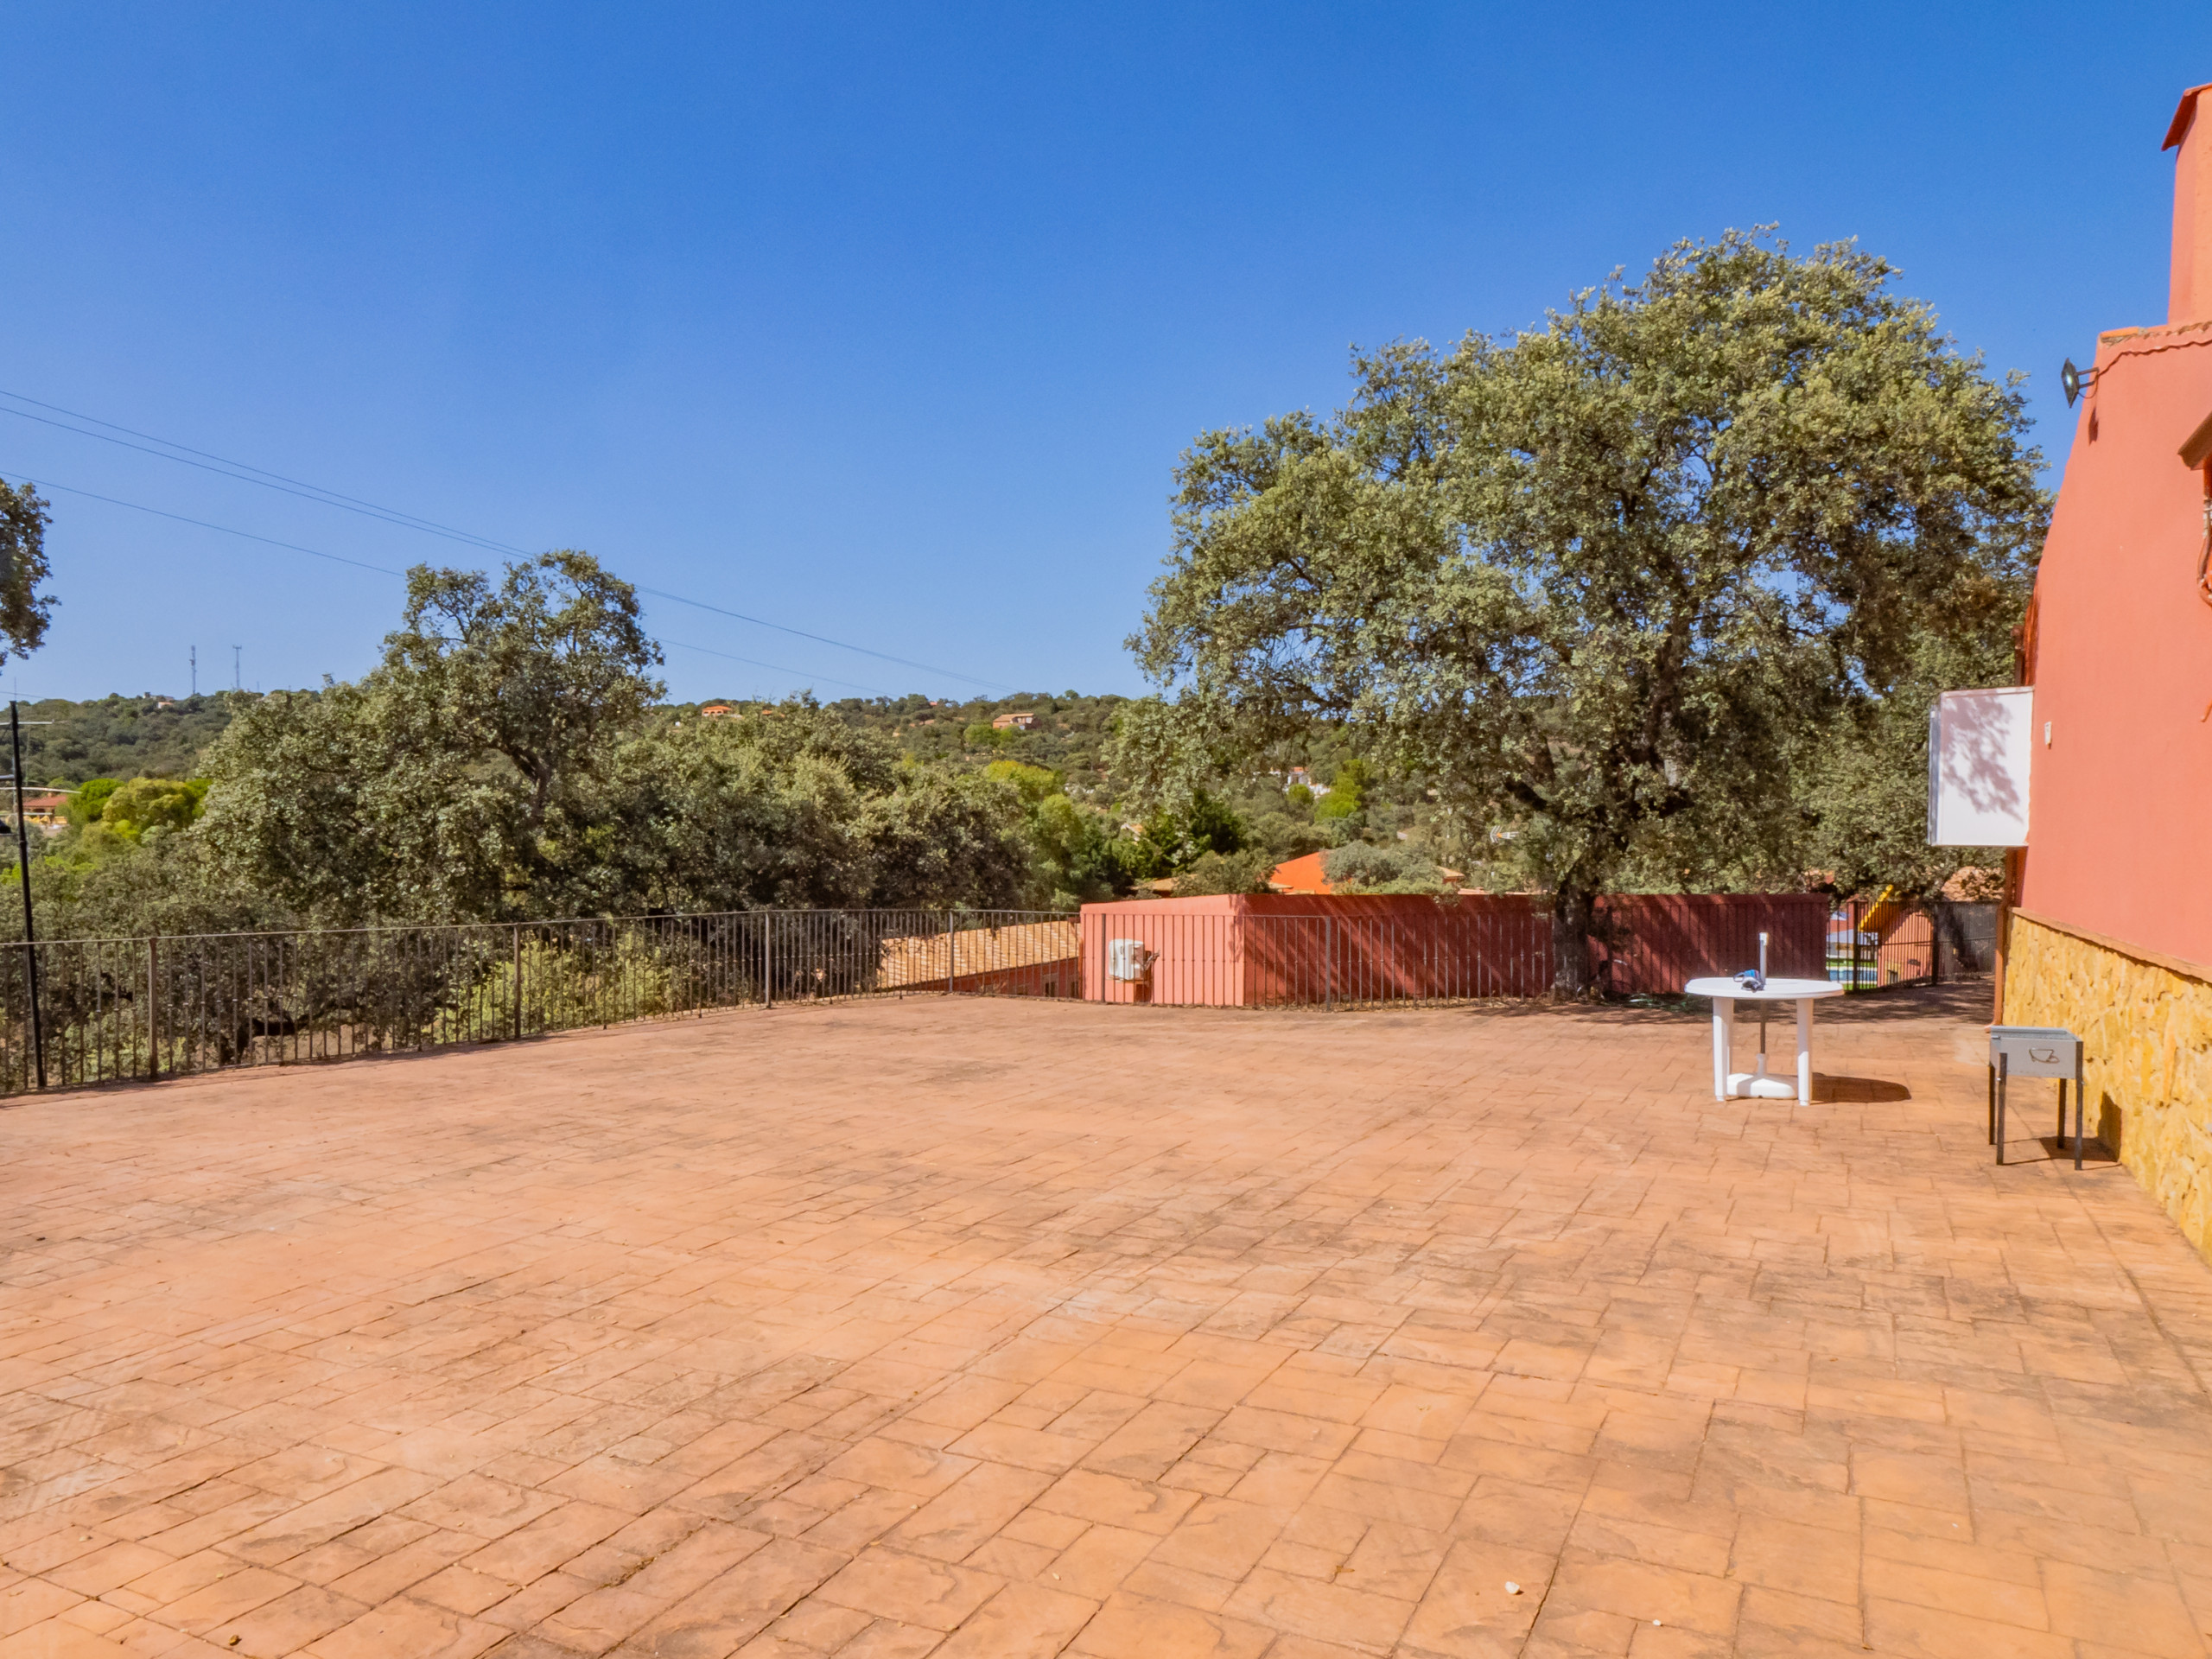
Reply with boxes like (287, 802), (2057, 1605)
(4, 690), (1143, 795)
(9, 694), (234, 786)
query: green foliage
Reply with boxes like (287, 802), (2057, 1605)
(1173, 846), (1275, 896)
(982, 760), (1063, 802)
(1313, 762), (1369, 824)
(1140, 791), (1247, 871)
(1799, 630), (2015, 901)
(15, 695), (236, 786)
(98, 778), (209, 841)
(1323, 842), (1445, 894)
(200, 552), (666, 921)
(475, 934), (675, 1033)
(0, 479), (56, 666)
(1126, 230), (2044, 993)
(67, 778), (121, 828)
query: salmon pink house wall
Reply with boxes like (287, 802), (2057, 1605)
(2000, 83), (2212, 1261)
(2016, 81), (2212, 969)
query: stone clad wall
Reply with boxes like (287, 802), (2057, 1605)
(2008, 912), (2212, 1257)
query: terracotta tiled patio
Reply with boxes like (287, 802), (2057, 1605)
(5, 988), (2212, 1658)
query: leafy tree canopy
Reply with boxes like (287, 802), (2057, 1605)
(1122, 231), (2044, 993)
(0, 479), (57, 666)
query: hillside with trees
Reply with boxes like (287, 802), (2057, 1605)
(2, 234), (2039, 961)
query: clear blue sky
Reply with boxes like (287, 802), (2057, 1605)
(4, 3), (2208, 705)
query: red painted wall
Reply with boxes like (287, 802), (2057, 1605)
(2018, 88), (2212, 966)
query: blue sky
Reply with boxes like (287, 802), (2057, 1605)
(3, 2), (2208, 704)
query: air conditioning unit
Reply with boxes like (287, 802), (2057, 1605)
(1107, 939), (1154, 982)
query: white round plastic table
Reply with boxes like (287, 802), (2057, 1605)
(1683, 976), (1844, 1103)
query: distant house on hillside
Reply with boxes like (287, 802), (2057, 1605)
(1284, 766), (1331, 797)
(991, 710), (1036, 731)
(700, 704), (736, 719)
(21, 791), (69, 830)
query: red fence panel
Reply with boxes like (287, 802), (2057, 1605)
(1081, 892), (1824, 1007)
(1592, 894), (1828, 996)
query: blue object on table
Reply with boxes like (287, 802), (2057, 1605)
(1733, 931), (1770, 993)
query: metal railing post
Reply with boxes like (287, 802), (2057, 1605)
(10, 703), (42, 1089)
(946, 911), (956, 996)
(147, 934), (158, 1083)
(512, 924), (524, 1039)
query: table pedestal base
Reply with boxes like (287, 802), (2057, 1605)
(1707, 994), (1816, 1105)
(1726, 1071), (1801, 1100)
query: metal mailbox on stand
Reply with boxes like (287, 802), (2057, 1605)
(1988, 1026), (2088, 1168)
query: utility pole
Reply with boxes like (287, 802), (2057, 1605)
(10, 702), (42, 1090)
(232, 646), (241, 691)
(190, 645), (196, 696)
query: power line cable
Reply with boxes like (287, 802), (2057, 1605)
(637, 587), (1013, 693)
(0, 395), (1020, 693)
(0, 404), (524, 556)
(6, 471), (922, 696)
(658, 639), (893, 698)
(0, 391), (528, 556)
(10, 473), (409, 578)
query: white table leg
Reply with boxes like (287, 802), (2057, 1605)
(1712, 996), (1732, 1100)
(1796, 998), (1813, 1104)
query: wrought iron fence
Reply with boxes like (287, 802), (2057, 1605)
(0, 909), (1078, 1096)
(1825, 899), (1998, 989)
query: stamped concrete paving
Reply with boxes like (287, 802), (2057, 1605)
(4, 989), (2212, 1658)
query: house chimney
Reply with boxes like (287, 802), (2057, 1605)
(2166, 82), (2212, 324)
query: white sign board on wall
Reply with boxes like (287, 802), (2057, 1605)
(1927, 686), (2032, 848)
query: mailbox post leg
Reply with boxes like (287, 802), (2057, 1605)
(1996, 1053), (2007, 1166)
(1987, 1063), (1996, 1146)
(2075, 1052), (2086, 1170)
(2057, 1079), (2066, 1144)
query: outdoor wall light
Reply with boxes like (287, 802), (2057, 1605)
(2062, 359), (2096, 407)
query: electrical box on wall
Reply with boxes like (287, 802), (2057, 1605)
(1927, 687), (2033, 848)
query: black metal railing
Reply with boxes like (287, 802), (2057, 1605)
(0, 909), (1078, 1096)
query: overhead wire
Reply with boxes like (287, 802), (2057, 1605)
(12, 472), (904, 699)
(0, 397), (524, 556)
(0, 391), (1020, 693)
(658, 641), (893, 699)
(9, 473), (409, 578)
(637, 588), (1011, 692)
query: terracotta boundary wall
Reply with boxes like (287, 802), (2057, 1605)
(2006, 912), (2212, 1262)
(1078, 893), (1826, 1006)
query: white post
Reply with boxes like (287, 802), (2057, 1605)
(1712, 995), (1732, 1100)
(1796, 997), (1813, 1104)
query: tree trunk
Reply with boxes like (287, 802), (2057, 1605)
(1550, 881), (1596, 1001)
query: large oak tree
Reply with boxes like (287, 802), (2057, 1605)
(1123, 232), (2044, 994)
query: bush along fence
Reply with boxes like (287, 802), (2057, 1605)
(0, 909), (1079, 1096)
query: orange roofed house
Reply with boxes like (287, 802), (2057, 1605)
(1981, 82), (2212, 1252)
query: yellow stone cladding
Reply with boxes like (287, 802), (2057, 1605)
(2007, 912), (2212, 1257)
